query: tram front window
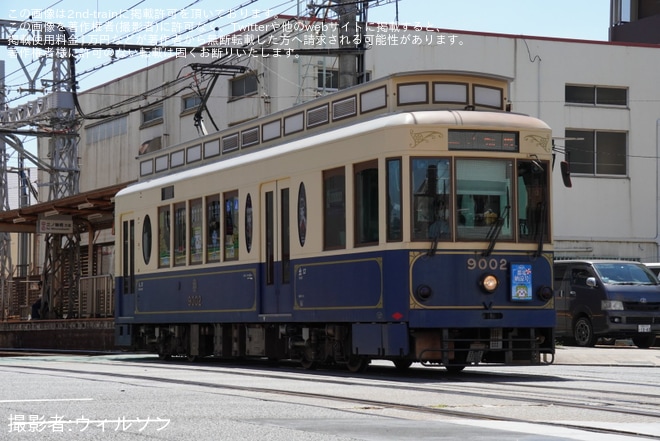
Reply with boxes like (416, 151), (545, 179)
(411, 158), (451, 241)
(517, 160), (549, 242)
(456, 159), (513, 241)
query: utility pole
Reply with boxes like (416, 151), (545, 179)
(333, 0), (369, 89)
(0, 19), (79, 319)
(0, 60), (12, 321)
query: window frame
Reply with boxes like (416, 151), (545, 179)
(565, 84), (628, 107)
(323, 167), (346, 250)
(158, 205), (171, 268)
(181, 93), (203, 115)
(229, 73), (258, 101)
(354, 160), (379, 247)
(141, 105), (164, 128)
(565, 129), (628, 176)
(224, 190), (239, 261)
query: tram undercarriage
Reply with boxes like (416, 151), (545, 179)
(130, 322), (554, 372)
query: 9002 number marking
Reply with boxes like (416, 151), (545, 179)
(467, 258), (507, 271)
(187, 295), (202, 307)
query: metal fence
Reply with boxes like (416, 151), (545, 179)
(78, 275), (114, 318)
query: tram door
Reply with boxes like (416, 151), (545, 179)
(260, 180), (293, 315)
(121, 218), (135, 298)
(116, 216), (136, 346)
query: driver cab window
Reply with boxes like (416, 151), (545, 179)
(411, 158), (451, 241)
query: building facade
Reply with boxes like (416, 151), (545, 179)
(43, 16), (660, 262)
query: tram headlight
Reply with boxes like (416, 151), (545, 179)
(479, 274), (499, 293)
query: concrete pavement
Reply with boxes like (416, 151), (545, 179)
(554, 343), (660, 366)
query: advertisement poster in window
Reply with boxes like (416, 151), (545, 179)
(511, 263), (532, 301)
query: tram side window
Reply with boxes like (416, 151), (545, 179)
(174, 202), (186, 266)
(207, 195), (221, 262)
(189, 198), (203, 264)
(517, 160), (549, 242)
(456, 159), (513, 241)
(387, 158), (402, 242)
(323, 167), (346, 250)
(411, 158), (451, 241)
(158, 205), (171, 268)
(354, 160), (379, 246)
(224, 191), (239, 261)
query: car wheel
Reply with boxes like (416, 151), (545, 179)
(573, 317), (596, 347)
(632, 334), (656, 349)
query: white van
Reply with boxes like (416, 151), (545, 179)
(644, 263), (660, 277)
(554, 260), (660, 348)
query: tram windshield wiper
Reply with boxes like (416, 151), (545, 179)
(482, 205), (510, 257)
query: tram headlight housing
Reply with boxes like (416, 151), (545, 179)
(415, 284), (433, 302)
(537, 285), (553, 302)
(479, 274), (499, 293)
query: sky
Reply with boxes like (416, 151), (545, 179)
(2, 0), (611, 91)
(1, 0), (611, 166)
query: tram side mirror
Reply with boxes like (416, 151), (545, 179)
(560, 161), (572, 188)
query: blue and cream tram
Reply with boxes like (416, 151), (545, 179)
(115, 71), (556, 371)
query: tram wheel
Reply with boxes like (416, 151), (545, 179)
(300, 356), (317, 370)
(346, 355), (369, 373)
(445, 364), (466, 373)
(300, 342), (318, 370)
(393, 360), (413, 371)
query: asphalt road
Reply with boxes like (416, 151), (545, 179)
(1, 347), (659, 440)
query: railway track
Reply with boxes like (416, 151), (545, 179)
(2, 354), (659, 439)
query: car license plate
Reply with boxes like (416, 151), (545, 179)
(638, 324), (651, 333)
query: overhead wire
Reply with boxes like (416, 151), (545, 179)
(69, 0), (284, 120)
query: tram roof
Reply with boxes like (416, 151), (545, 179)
(119, 109), (551, 197)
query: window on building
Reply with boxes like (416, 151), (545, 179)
(565, 130), (627, 175)
(182, 94), (203, 113)
(323, 167), (346, 250)
(318, 68), (339, 90)
(87, 116), (127, 143)
(565, 85), (627, 106)
(230, 73), (258, 99)
(142, 105), (163, 126)
(317, 69), (371, 91)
